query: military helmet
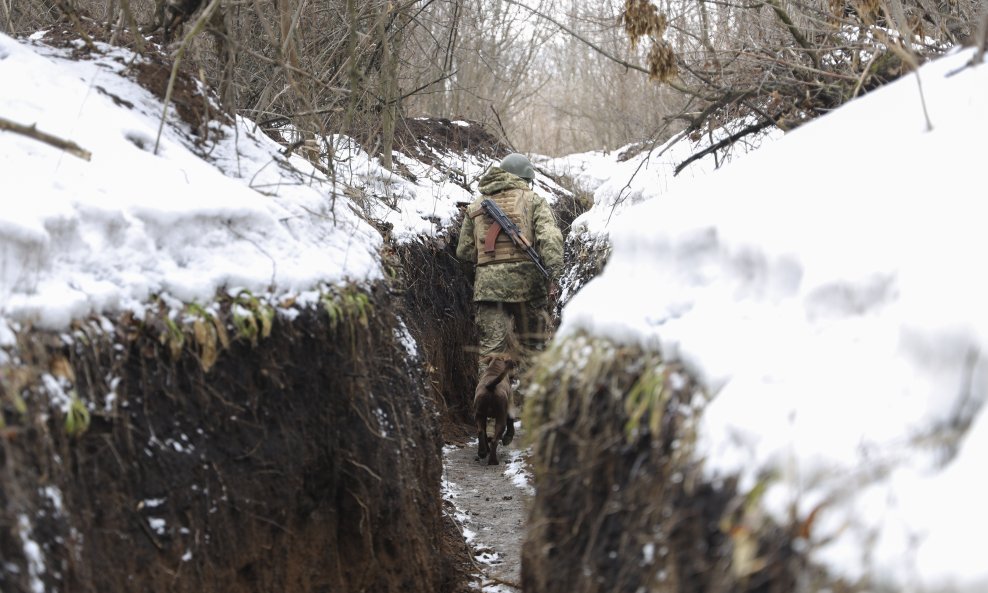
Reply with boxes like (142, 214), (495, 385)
(499, 153), (535, 182)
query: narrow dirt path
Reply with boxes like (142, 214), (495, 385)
(443, 421), (533, 592)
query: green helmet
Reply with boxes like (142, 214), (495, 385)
(499, 153), (535, 182)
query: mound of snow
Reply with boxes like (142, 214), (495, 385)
(561, 47), (988, 591)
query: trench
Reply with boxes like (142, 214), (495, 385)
(0, 210), (561, 593)
(0, 110), (601, 592)
(0, 170), (798, 593)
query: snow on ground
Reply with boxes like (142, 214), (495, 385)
(329, 135), (478, 241)
(0, 32), (512, 336)
(0, 32), (376, 333)
(502, 421), (535, 496)
(559, 47), (988, 591)
(537, 117), (781, 234)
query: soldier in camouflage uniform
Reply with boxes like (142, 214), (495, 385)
(456, 153), (564, 379)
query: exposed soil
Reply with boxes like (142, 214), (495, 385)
(0, 288), (457, 593)
(132, 54), (224, 134)
(393, 235), (478, 428)
(393, 117), (510, 168)
(520, 337), (816, 593)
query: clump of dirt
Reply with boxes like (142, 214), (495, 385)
(521, 333), (820, 593)
(0, 285), (458, 593)
(394, 117), (509, 168)
(132, 53), (229, 136)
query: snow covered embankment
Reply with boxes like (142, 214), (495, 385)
(0, 30), (483, 593)
(557, 46), (988, 592)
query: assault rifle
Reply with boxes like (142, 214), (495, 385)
(480, 198), (550, 279)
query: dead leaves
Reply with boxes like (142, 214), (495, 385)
(155, 291), (274, 373)
(189, 303), (229, 373)
(621, 0), (677, 82)
(151, 287), (373, 373)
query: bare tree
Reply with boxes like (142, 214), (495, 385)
(6, 0), (981, 163)
(619, 0), (984, 169)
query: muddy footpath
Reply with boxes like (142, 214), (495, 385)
(443, 421), (533, 593)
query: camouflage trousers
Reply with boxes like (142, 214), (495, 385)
(475, 297), (550, 379)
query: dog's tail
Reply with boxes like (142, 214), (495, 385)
(480, 356), (512, 390)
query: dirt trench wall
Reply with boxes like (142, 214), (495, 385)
(393, 234), (478, 427)
(0, 286), (457, 593)
(521, 334), (809, 593)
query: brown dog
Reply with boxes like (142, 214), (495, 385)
(474, 355), (516, 465)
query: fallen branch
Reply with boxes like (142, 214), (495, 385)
(483, 575), (522, 590)
(0, 116), (92, 161)
(674, 118), (774, 175)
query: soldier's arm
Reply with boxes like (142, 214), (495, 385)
(532, 196), (564, 279)
(455, 208), (477, 263)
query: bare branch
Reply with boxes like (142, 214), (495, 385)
(674, 118), (775, 175)
(154, 0), (222, 155)
(764, 0), (821, 69)
(501, 0), (650, 76)
(0, 116), (92, 161)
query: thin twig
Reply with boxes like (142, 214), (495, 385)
(912, 69), (933, 132)
(56, 0), (97, 51)
(501, 0), (649, 76)
(256, 104), (349, 128)
(1, 0), (13, 32)
(0, 116), (92, 161)
(118, 0), (145, 54)
(398, 69), (458, 103)
(974, 9), (988, 64)
(764, 0), (821, 69)
(850, 49), (880, 98)
(489, 104), (515, 151)
(154, 0), (222, 155)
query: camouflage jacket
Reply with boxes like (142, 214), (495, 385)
(456, 167), (564, 302)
